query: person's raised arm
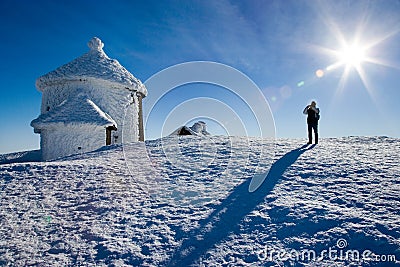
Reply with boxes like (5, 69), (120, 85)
(310, 107), (320, 113)
(303, 106), (309, 114)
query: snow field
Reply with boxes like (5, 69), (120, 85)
(0, 136), (399, 266)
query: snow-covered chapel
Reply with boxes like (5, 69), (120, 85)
(31, 37), (147, 161)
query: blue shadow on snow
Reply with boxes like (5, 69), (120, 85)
(167, 144), (315, 266)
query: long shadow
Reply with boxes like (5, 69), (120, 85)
(167, 144), (315, 266)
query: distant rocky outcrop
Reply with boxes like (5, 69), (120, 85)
(170, 121), (210, 136)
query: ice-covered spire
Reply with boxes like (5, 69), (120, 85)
(35, 37), (147, 96)
(88, 37), (104, 52)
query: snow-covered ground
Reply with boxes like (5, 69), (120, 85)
(0, 136), (399, 266)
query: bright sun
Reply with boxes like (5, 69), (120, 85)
(322, 37), (374, 97)
(338, 43), (367, 68)
(326, 40), (369, 72)
(312, 3), (399, 102)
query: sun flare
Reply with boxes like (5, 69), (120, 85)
(322, 38), (374, 98)
(338, 43), (367, 68)
(326, 41), (369, 71)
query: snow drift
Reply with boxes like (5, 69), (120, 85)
(0, 136), (399, 266)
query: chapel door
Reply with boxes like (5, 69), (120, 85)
(106, 126), (117, 145)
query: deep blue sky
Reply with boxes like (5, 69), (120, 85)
(1, 0), (400, 153)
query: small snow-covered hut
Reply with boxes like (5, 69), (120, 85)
(170, 121), (211, 136)
(31, 37), (147, 160)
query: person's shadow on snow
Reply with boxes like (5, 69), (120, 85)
(168, 144), (315, 266)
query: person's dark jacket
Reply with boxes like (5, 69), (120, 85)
(303, 106), (320, 125)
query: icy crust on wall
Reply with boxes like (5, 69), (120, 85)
(30, 37), (144, 161)
(31, 93), (124, 160)
(35, 37), (147, 96)
(39, 125), (107, 161)
(37, 80), (139, 144)
(123, 92), (139, 143)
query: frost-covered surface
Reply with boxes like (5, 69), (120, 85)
(0, 136), (399, 266)
(32, 37), (143, 160)
(35, 79), (140, 146)
(31, 93), (118, 161)
(0, 150), (41, 165)
(36, 37), (147, 96)
(31, 93), (116, 129)
(39, 126), (111, 162)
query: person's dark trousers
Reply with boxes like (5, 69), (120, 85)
(308, 124), (318, 144)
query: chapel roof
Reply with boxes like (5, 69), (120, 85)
(31, 93), (117, 130)
(35, 37), (147, 96)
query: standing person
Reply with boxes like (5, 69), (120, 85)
(303, 101), (320, 144)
